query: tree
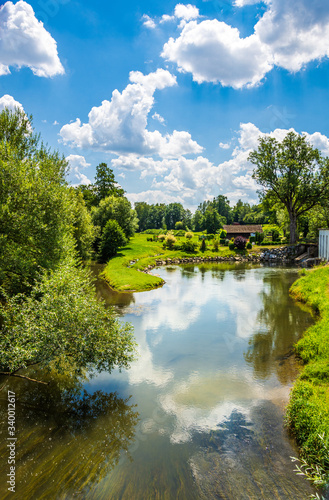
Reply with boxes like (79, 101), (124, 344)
(99, 220), (127, 262)
(249, 132), (329, 244)
(0, 113), (71, 295)
(69, 190), (95, 261)
(94, 162), (124, 203)
(164, 203), (186, 230)
(204, 207), (224, 234)
(0, 259), (135, 379)
(92, 195), (138, 240)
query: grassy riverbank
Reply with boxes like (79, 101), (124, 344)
(287, 265), (329, 486)
(101, 233), (244, 292)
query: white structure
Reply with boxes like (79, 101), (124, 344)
(319, 229), (329, 261)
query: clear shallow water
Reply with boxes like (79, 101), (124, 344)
(0, 264), (318, 499)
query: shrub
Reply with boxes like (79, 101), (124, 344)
(146, 237), (153, 242)
(219, 238), (226, 245)
(206, 233), (215, 239)
(174, 230), (186, 237)
(175, 221), (185, 230)
(272, 229), (280, 242)
(157, 234), (166, 242)
(225, 239), (230, 246)
(213, 239), (220, 252)
(234, 236), (247, 250)
(165, 234), (177, 249)
(219, 229), (227, 239)
(99, 220), (127, 262)
(229, 242), (235, 250)
(246, 242), (252, 249)
(143, 229), (159, 234)
(185, 231), (193, 239)
(249, 235), (256, 243)
(255, 231), (264, 244)
(180, 240), (197, 253)
(200, 238), (207, 252)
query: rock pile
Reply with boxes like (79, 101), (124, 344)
(259, 246), (298, 263)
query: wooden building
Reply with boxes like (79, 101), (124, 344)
(319, 229), (329, 261)
(223, 224), (263, 240)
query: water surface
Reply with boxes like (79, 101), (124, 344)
(0, 264), (317, 499)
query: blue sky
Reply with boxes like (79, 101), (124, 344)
(2, 0), (329, 210)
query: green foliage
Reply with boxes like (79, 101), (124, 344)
(213, 239), (220, 252)
(185, 231), (193, 239)
(287, 267), (329, 488)
(157, 234), (166, 242)
(175, 221), (185, 230)
(164, 234), (177, 249)
(0, 259), (136, 377)
(77, 163), (124, 209)
(246, 242), (252, 249)
(70, 190), (95, 260)
(249, 131), (329, 244)
(200, 238), (207, 252)
(219, 229), (227, 239)
(219, 238), (226, 245)
(0, 110), (71, 295)
(99, 220), (127, 262)
(174, 230), (186, 237)
(229, 242), (235, 250)
(92, 195), (138, 240)
(180, 240), (197, 253)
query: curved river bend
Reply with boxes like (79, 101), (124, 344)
(0, 264), (317, 499)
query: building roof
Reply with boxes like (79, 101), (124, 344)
(223, 225), (263, 233)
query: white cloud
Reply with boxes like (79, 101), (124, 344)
(142, 14), (156, 29)
(66, 154), (91, 185)
(60, 69), (203, 158)
(160, 14), (176, 24)
(219, 142), (230, 149)
(174, 4), (200, 21)
(161, 0), (329, 88)
(127, 190), (186, 206)
(53, 120), (59, 125)
(0, 1), (64, 77)
(152, 112), (165, 124)
(162, 20), (272, 88)
(0, 94), (24, 112)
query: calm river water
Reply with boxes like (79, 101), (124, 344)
(0, 264), (318, 499)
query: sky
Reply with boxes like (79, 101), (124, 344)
(1, 0), (329, 210)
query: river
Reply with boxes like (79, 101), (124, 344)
(0, 263), (318, 499)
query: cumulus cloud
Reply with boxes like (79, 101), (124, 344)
(162, 20), (272, 88)
(0, 94), (24, 112)
(66, 154), (91, 185)
(0, 0), (64, 77)
(142, 14), (156, 29)
(60, 69), (203, 157)
(219, 142), (231, 149)
(161, 0), (329, 88)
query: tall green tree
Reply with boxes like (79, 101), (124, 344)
(91, 195), (138, 240)
(249, 132), (329, 243)
(94, 162), (124, 203)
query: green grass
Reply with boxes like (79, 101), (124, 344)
(287, 266), (329, 485)
(102, 233), (239, 292)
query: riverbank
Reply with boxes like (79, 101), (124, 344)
(102, 233), (270, 292)
(287, 265), (329, 488)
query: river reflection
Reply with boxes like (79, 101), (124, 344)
(0, 264), (318, 499)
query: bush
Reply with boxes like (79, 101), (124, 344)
(246, 242), (252, 249)
(219, 229), (227, 239)
(200, 239), (207, 252)
(157, 234), (166, 242)
(225, 239), (230, 246)
(174, 230), (186, 237)
(180, 240), (197, 253)
(143, 229), (159, 234)
(255, 231), (264, 244)
(185, 231), (193, 239)
(219, 238), (226, 245)
(165, 234), (177, 249)
(99, 220), (127, 262)
(206, 233), (215, 239)
(249, 235), (256, 243)
(234, 236), (247, 250)
(229, 242), (235, 250)
(175, 221), (185, 230)
(272, 229), (280, 242)
(213, 239), (220, 252)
